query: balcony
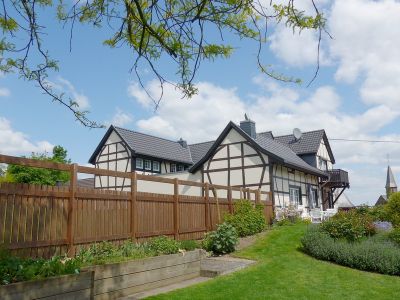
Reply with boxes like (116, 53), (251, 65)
(325, 169), (350, 188)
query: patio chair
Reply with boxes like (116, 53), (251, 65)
(309, 209), (323, 224)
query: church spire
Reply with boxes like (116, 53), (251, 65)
(386, 165), (397, 198)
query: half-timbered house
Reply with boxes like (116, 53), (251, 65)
(88, 117), (350, 216)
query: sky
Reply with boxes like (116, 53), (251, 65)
(1, 0), (400, 205)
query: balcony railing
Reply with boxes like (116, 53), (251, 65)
(326, 169), (349, 187)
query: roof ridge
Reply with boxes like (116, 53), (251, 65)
(275, 129), (325, 138)
(114, 126), (185, 145)
(189, 140), (215, 146)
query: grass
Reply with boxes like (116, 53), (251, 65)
(149, 224), (400, 300)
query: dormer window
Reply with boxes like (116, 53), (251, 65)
(136, 158), (143, 169)
(144, 159), (152, 170)
(318, 158), (328, 171)
(170, 164), (176, 173)
(153, 161), (160, 172)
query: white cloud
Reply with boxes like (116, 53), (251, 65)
(0, 87), (10, 97)
(268, 0), (331, 67)
(329, 0), (400, 107)
(46, 76), (90, 110)
(0, 117), (53, 156)
(128, 80), (245, 142)
(270, 26), (329, 67)
(106, 108), (133, 127)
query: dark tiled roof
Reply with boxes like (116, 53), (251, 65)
(257, 131), (274, 140)
(255, 130), (327, 177)
(114, 127), (193, 164)
(189, 141), (214, 164)
(77, 178), (94, 188)
(274, 130), (325, 155)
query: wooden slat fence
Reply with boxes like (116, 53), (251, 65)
(0, 154), (273, 257)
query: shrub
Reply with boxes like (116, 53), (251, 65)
(78, 241), (121, 265)
(388, 227), (400, 246)
(274, 205), (301, 225)
(386, 192), (400, 227)
(320, 210), (376, 241)
(368, 205), (389, 222)
(301, 227), (400, 276)
(179, 240), (199, 251)
(202, 223), (238, 255)
(224, 200), (266, 237)
(147, 236), (180, 255)
(0, 249), (80, 285)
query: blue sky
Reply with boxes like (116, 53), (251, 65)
(1, 0), (400, 205)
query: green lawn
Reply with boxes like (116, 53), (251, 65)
(149, 224), (400, 300)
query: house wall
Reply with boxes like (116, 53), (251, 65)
(202, 128), (271, 199)
(317, 140), (333, 170)
(272, 164), (320, 215)
(94, 131), (132, 191)
(147, 171), (203, 196)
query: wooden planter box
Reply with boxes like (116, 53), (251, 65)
(0, 271), (94, 300)
(84, 249), (205, 300)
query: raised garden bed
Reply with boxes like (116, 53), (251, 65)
(84, 249), (205, 300)
(0, 271), (94, 300)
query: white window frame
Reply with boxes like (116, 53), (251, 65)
(318, 157), (328, 171)
(136, 158), (143, 169)
(153, 161), (160, 172)
(170, 163), (177, 173)
(289, 186), (301, 207)
(144, 159), (152, 170)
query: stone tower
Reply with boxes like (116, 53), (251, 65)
(386, 165), (398, 198)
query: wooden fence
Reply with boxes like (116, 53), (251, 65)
(0, 154), (273, 257)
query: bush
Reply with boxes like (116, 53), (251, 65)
(388, 227), (400, 246)
(368, 205), (389, 222)
(0, 248), (80, 285)
(386, 192), (400, 227)
(301, 227), (400, 275)
(202, 223), (238, 255)
(320, 209), (376, 241)
(179, 240), (199, 251)
(147, 236), (180, 255)
(224, 200), (266, 237)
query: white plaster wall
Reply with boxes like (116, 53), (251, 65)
(317, 140), (333, 170)
(221, 130), (246, 145)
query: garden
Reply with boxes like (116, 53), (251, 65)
(301, 192), (400, 276)
(0, 199), (266, 286)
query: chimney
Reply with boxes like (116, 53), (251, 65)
(178, 138), (188, 148)
(240, 114), (256, 139)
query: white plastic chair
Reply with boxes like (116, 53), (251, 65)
(310, 209), (323, 223)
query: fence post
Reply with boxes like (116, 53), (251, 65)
(67, 163), (77, 256)
(204, 183), (210, 231)
(173, 178), (179, 240)
(240, 187), (243, 199)
(228, 186), (233, 213)
(130, 172), (137, 241)
(256, 188), (261, 204)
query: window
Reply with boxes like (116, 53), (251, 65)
(136, 158), (143, 169)
(289, 186), (301, 206)
(170, 164), (176, 173)
(318, 157), (328, 171)
(177, 165), (184, 172)
(153, 161), (160, 172)
(309, 188), (319, 208)
(144, 160), (151, 170)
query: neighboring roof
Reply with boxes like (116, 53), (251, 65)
(89, 126), (193, 165)
(375, 195), (388, 206)
(189, 141), (215, 164)
(190, 122), (328, 178)
(274, 129), (335, 164)
(78, 178), (94, 188)
(334, 192), (354, 208)
(386, 166), (397, 188)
